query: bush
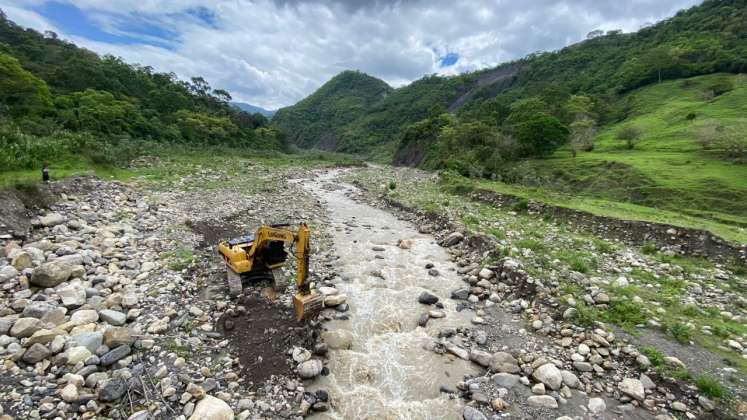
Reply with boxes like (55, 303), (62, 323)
(666, 321), (692, 344)
(618, 126), (642, 150)
(640, 346), (665, 367)
(695, 374), (728, 399)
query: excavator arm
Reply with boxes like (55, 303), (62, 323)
(218, 223), (322, 320)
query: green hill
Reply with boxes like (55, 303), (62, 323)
(0, 10), (283, 172)
(487, 73), (747, 226)
(272, 71), (393, 150)
(276, 0), (747, 160)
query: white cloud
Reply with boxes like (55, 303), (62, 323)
(1, 0), (702, 109)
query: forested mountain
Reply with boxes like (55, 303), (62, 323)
(0, 10), (283, 171)
(230, 102), (275, 118)
(273, 71), (393, 150)
(274, 0), (747, 163)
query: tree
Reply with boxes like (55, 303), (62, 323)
(212, 88), (232, 103)
(516, 114), (569, 157)
(0, 53), (52, 117)
(565, 95), (597, 156)
(569, 118), (597, 157)
(505, 97), (548, 128)
(618, 126), (642, 150)
(587, 30), (604, 39)
(693, 120), (722, 150)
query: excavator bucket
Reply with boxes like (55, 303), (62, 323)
(293, 290), (324, 321)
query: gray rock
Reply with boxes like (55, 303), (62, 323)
(22, 302), (57, 319)
(99, 309), (127, 326)
(31, 262), (72, 288)
(573, 361), (593, 372)
(443, 232), (464, 247)
(100, 345), (131, 366)
(418, 291), (439, 305)
(98, 378), (127, 402)
(527, 395), (558, 409)
(492, 373), (519, 389)
(561, 370), (580, 389)
(0, 265), (19, 282)
(22, 343), (52, 364)
(451, 288), (470, 300)
(490, 352), (520, 373)
(72, 332), (104, 353)
(469, 350), (492, 368)
(462, 406), (487, 420)
(10, 317), (42, 338)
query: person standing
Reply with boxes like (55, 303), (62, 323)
(42, 164), (49, 183)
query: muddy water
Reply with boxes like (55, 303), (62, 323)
(302, 171), (479, 420)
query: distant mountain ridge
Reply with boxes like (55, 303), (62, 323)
(230, 102), (276, 118)
(272, 0), (747, 160)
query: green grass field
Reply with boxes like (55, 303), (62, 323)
(474, 73), (747, 244)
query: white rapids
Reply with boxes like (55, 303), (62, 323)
(301, 170), (479, 420)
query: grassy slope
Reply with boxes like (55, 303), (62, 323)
(472, 74), (747, 244)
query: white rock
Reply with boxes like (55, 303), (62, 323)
(527, 395), (558, 409)
(588, 397), (606, 414)
(188, 394), (234, 420)
(533, 363), (563, 391)
(619, 378), (645, 401)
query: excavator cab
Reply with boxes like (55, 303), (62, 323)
(217, 223), (323, 321)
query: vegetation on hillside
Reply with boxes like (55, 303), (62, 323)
(273, 70), (392, 151)
(0, 10), (283, 171)
(277, 0), (747, 165)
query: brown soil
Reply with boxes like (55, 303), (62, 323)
(219, 295), (318, 387)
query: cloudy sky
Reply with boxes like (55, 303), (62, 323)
(1, 0), (700, 109)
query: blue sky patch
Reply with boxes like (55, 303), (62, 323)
(438, 52), (459, 67)
(34, 1), (174, 48)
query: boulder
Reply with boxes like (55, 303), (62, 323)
(59, 284), (87, 307)
(619, 378), (645, 401)
(22, 343), (52, 364)
(321, 330), (353, 350)
(533, 363), (563, 391)
(462, 406), (487, 420)
(298, 359), (323, 379)
(40, 213), (65, 227)
(23, 301), (57, 319)
(10, 317), (42, 338)
(324, 294), (347, 307)
(492, 373), (519, 389)
(70, 310), (99, 326)
(11, 252), (33, 270)
(527, 395), (558, 409)
(418, 291), (439, 305)
(443, 232), (464, 247)
(99, 309), (127, 326)
(588, 397), (606, 414)
(104, 327), (134, 347)
(72, 332), (104, 352)
(469, 350), (492, 368)
(490, 352), (520, 374)
(189, 394), (234, 420)
(0, 265), (19, 282)
(100, 345), (131, 366)
(98, 378), (127, 402)
(31, 262), (73, 288)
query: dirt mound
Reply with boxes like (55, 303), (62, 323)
(219, 296), (318, 387)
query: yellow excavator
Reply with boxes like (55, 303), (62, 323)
(217, 223), (323, 320)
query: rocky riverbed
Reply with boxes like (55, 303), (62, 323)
(1, 161), (746, 420)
